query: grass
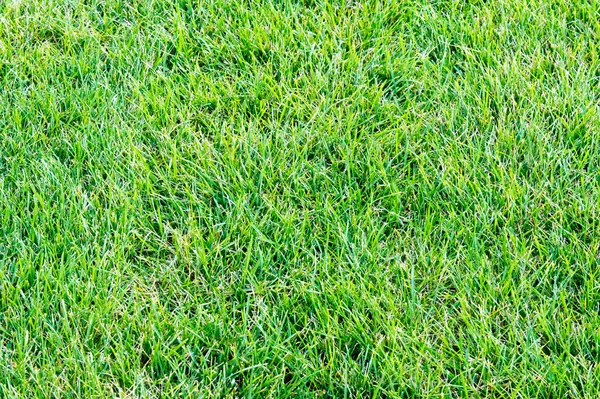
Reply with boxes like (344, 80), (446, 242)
(0, 0), (599, 397)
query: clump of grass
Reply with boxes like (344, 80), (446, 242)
(1, 0), (599, 397)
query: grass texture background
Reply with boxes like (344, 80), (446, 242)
(1, 0), (600, 397)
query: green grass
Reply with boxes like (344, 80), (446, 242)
(1, 0), (599, 397)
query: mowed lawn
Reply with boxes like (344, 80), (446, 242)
(1, 0), (599, 397)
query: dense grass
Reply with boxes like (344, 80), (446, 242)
(1, 0), (599, 397)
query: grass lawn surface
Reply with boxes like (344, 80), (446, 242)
(1, 0), (600, 397)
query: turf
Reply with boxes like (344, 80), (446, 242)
(1, 0), (600, 397)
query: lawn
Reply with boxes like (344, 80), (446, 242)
(1, 0), (599, 397)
